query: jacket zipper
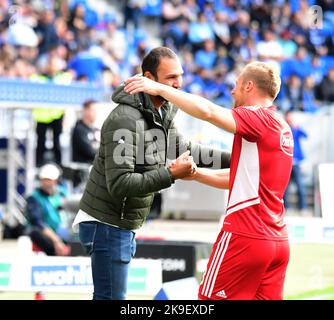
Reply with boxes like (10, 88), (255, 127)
(153, 114), (168, 163)
(166, 130), (170, 163)
(142, 102), (168, 163)
(121, 197), (127, 220)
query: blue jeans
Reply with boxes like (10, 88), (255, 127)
(79, 222), (136, 300)
(284, 164), (307, 210)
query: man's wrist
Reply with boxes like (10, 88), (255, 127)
(167, 167), (175, 183)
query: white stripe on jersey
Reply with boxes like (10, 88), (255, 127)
(201, 231), (232, 298)
(226, 197), (260, 216)
(228, 138), (260, 211)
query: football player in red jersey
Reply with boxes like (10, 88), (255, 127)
(125, 61), (293, 300)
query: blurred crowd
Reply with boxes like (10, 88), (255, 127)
(0, 0), (334, 113)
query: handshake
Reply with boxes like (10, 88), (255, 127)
(168, 150), (197, 180)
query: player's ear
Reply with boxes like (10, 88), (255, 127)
(245, 80), (254, 92)
(144, 71), (154, 80)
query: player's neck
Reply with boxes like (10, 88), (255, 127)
(82, 117), (93, 127)
(246, 96), (273, 108)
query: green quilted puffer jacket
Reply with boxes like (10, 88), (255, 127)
(79, 84), (231, 230)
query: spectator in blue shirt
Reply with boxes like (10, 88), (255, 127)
(302, 76), (320, 113)
(68, 46), (108, 82)
(188, 12), (214, 49)
(282, 47), (313, 81)
(194, 39), (217, 69)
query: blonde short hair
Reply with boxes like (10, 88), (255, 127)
(241, 61), (281, 99)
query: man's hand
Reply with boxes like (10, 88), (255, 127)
(168, 151), (196, 180)
(169, 150), (191, 166)
(124, 75), (162, 96)
(182, 170), (197, 180)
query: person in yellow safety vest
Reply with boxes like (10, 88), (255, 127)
(30, 65), (74, 166)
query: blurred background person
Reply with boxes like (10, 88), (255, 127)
(24, 163), (70, 256)
(316, 67), (334, 104)
(123, 0), (145, 31)
(31, 54), (73, 167)
(33, 107), (64, 167)
(284, 111), (308, 214)
(71, 99), (100, 164)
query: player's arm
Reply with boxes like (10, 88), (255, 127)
(184, 168), (230, 189)
(124, 76), (237, 133)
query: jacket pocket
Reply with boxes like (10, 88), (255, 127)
(120, 197), (127, 220)
(78, 222), (97, 255)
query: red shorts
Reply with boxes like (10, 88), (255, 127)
(198, 231), (290, 300)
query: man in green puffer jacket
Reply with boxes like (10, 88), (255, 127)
(72, 47), (231, 300)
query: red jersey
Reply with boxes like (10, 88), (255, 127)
(222, 106), (293, 240)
